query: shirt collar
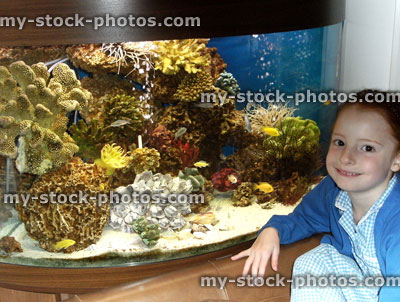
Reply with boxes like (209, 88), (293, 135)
(335, 173), (398, 214)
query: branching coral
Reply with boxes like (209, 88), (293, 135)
(173, 140), (200, 169)
(101, 42), (156, 75)
(173, 71), (213, 102)
(129, 147), (160, 174)
(95, 143), (130, 176)
(69, 119), (113, 161)
(153, 39), (210, 75)
(246, 103), (297, 133)
(263, 117), (321, 180)
(0, 61), (92, 175)
(215, 72), (240, 96)
(16, 157), (111, 253)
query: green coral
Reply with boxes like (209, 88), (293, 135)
(263, 117), (321, 180)
(173, 71), (213, 102)
(215, 72), (240, 96)
(178, 167), (205, 192)
(0, 61), (92, 175)
(153, 39), (210, 75)
(69, 119), (112, 161)
(102, 93), (144, 146)
(132, 217), (160, 247)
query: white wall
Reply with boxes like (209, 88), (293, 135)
(340, 0), (400, 91)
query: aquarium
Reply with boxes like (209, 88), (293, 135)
(0, 23), (342, 267)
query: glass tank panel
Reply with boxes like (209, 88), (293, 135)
(0, 23), (342, 267)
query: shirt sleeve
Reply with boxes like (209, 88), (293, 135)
(378, 222), (400, 301)
(258, 176), (336, 244)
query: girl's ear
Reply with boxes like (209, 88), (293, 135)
(391, 151), (400, 172)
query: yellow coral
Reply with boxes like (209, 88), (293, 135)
(153, 39), (210, 75)
(129, 147), (160, 174)
(95, 143), (129, 176)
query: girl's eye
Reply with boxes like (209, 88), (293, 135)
(333, 139), (344, 146)
(362, 145), (375, 152)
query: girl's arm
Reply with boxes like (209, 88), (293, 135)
(259, 175), (337, 244)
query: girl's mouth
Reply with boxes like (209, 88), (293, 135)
(336, 168), (361, 177)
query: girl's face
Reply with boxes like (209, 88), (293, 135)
(326, 106), (400, 198)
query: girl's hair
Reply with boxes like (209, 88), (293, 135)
(337, 90), (400, 148)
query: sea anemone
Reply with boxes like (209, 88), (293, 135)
(95, 143), (130, 176)
(246, 103), (297, 133)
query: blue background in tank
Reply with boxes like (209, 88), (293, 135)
(209, 23), (343, 160)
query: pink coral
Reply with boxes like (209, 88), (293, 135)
(211, 168), (241, 192)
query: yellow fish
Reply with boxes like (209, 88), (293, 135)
(194, 161), (209, 168)
(261, 127), (280, 136)
(254, 182), (274, 194)
(53, 239), (76, 250)
(323, 100), (332, 106)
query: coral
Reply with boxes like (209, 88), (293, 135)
(148, 125), (173, 152)
(256, 172), (315, 207)
(0, 46), (67, 67)
(101, 42), (156, 75)
(200, 47), (227, 81)
(0, 236), (23, 253)
(66, 44), (149, 83)
(215, 72), (240, 96)
(69, 119), (113, 161)
(173, 71), (213, 102)
(263, 117), (321, 180)
(132, 217), (161, 247)
(232, 182), (254, 207)
(80, 74), (137, 122)
(153, 39), (210, 75)
(101, 93), (145, 147)
(0, 61), (91, 175)
(173, 140), (200, 169)
(129, 147), (160, 174)
(95, 144), (130, 176)
(110, 171), (192, 233)
(246, 103), (297, 133)
(211, 168), (241, 192)
(178, 167), (205, 192)
(15, 157), (111, 253)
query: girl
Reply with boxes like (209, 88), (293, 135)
(232, 91), (400, 301)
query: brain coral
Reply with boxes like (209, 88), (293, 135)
(15, 157), (111, 253)
(0, 61), (92, 175)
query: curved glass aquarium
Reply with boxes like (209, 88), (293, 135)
(0, 23), (342, 268)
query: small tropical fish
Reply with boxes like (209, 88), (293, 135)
(174, 127), (187, 140)
(244, 113), (252, 132)
(228, 174), (238, 184)
(53, 239), (76, 250)
(110, 120), (131, 127)
(194, 160), (209, 168)
(254, 182), (274, 193)
(192, 102), (214, 109)
(323, 100), (332, 106)
(261, 126), (280, 136)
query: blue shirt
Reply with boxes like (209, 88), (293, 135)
(262, 173), (400, 302)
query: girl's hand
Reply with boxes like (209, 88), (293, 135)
(231, 227), (280, 277)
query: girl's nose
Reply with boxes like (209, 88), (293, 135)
(340, 147), (355, 165)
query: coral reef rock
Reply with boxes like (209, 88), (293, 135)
(16, 157), (111, 253)
(0, 236), (23, 254)
(129, 147), (161, 174)
(109, 171), (194, 233)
